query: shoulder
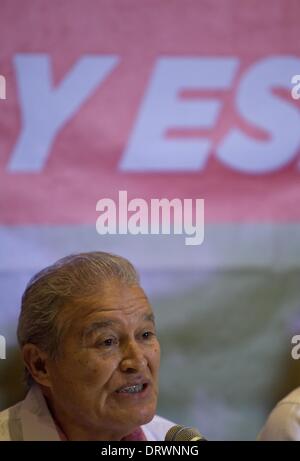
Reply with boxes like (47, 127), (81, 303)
(0, 406), (11, 441)
(142, 415), (175, 441)
(0, 401), (23, 441)
(258, 388), (300, 441)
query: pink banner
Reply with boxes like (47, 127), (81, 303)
(0, 0), (300, 224)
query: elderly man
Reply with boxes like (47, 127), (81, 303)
(0, 252), (174, 441)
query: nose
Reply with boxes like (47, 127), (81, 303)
(119, 340), (147, 373)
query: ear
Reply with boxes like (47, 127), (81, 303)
(22, 344), (53, 388)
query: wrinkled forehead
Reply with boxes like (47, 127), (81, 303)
(57, 280), (152, 335)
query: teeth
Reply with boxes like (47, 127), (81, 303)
(118, 384), (143, 393)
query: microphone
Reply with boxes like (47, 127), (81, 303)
(165, 425), (206, 441)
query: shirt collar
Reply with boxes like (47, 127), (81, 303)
(20, 385), (60, 441)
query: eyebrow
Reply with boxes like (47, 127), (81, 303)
(81, 313), (155, 340)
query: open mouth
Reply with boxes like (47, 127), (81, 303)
(116, 383), (148, 394)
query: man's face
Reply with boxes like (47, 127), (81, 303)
(45, 280), (160, 440)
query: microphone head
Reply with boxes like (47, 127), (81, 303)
(165, 425), (206, 441)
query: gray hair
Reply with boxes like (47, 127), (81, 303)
(17, 252), (139, 387)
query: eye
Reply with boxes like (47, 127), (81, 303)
(95, 337), (118, 348)
(142, 331), (154, 340)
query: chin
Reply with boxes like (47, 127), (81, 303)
(133, 404), (157, 426)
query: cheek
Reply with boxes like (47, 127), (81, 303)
(72, 352), (119, 386)
(149, 343), (161, 372)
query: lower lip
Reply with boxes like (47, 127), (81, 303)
(114, 383), (151, 400)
